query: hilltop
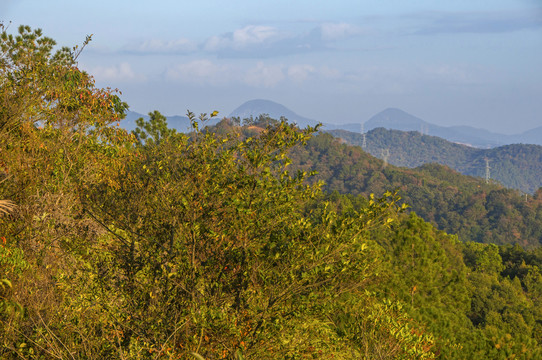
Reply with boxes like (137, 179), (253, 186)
(328, 127), (542, 194)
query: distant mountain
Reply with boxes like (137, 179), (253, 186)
(365, 108), (512, 148)
(229, 101), (542, 148)
(365, 108), (427, 132)
(123, 101), (541, 148)
(229, 99), (319, 128)
(328, 127), (542, 194)
(228, 99), (362, 132)
(512, 126), (542, 145)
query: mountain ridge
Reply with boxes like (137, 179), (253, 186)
(328, 127), (542, 194)
(120, 99), (541, 147)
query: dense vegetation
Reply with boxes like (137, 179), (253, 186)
(328, 127), (542, 194)
(1, 26), (542, 359)
(289, 131), (542, 248)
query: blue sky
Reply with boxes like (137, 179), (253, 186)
(2, 0), (541, 133)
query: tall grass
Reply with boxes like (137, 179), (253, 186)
(0, 200), (15, 216)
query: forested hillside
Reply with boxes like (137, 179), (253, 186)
(328, 127), (542, 194)
(288, 131), (542, 248)
(2, 26), (542, 359)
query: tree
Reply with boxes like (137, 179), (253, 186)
(133, 110), (178, 145)
(0, 25), (129, 357)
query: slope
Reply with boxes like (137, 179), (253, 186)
(328, 127), (542, 194)
(289, 132), (542, 248)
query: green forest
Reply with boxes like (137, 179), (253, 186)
(328, 127), (542, 194)
(285, 131), (542, 249)
(2, 26), (542, 359)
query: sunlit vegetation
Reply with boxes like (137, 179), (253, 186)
(289, 132), (542, 248)
(1, 25), (542, 359)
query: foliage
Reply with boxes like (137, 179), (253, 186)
(290, 132), (542, 248)
(1, 25), (541, 360)
(329, 127), (542, 194)
(322, 193), (542, 358)
(0, 24), (129, 358)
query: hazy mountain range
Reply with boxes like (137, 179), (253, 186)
(123, 99), (542, 148)
(362, 108), (542, 148)
(121, 99), (542, 193)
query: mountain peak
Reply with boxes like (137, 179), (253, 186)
(380, 107), (411, 115)
(228, 99), (319, 127)
(236, 99), (286, 108)
(367, 108), (426, 130)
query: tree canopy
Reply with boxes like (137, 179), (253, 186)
(1, 25), (542, 359)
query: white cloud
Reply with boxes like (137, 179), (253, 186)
(166, 59), (288, 87)
(86, 62), (143, 82)
(200, 22), (368, 58)
(137, 38), (196, 53)
(203, 36), (225, 52)
(286, 64), (343, 84)
(317, 66), (342, 80)
(422, 64), (489, 85)
(120, 22), (365, 59)
(124, 37), (197, 54)
(204, 25), (280, 52)
(232, 25), (278, 47)
(164, 59), (345, 89)
(287, 64), (316, 82)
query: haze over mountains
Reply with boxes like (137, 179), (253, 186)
(124, 99), (542, 148)
(363, 108), (542, 148)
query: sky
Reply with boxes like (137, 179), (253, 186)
(2, 0), (542, 134)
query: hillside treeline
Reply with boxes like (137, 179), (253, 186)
(288, 132), (542, 248)
(329, 127), (542, 194)
(1, 26), (542, 359)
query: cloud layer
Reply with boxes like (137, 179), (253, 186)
(163, 59), (346, 88)
(124, 22), (365, 58)
(84, 62), (144, 82)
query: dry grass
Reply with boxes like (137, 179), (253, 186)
(0, 199), (15, 216)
